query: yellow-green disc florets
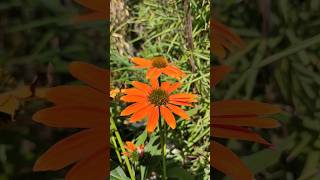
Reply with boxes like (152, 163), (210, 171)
(148, 89), (169, 106)
(151, 56), (168, 68)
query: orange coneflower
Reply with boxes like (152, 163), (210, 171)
(210, 19), (245, 59)
(120, 79), (196, 133)
(123, 141), (144, 159)
(73, 0), (109, 22)
(211, 65), (281, 180)
(131, 56), (186, 80)
(33, 62), (108, 180)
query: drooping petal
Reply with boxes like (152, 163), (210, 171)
(160, 106), (176, 129)
(74, 12), (106, 22)
(160, 82), (171, 92)
(66, 148), (107, 180)
(146, 68), (157, 79)
(131, 57), (152, 67)
(211, 66), (232, 86)
(166, 104), (190, 120)
(150, 68), (162, 80)
(146, 106), (159, 133)
(211, 142), (253, 180)
(150, 78), (159, 89)
(213, 117), (280, 128)
(130, 105), (154, 123)
(45, 85), (105, 108)
(213, 100), (282, 116)
(165, 82), (181, 94)
(74, 0), (107, 12)
(169, 100), (193, 107)
(120, 95), (147, 102)
(213, 126), (270, 145)
(121, 102), (150, 116)
(33, 106), (105, 128)
(33, 128), (105, 171)
(132, 81), (152, 94)
(123, 88), (148, 96)
(69, 62), (108, 93)
(169, 94), (197, 99)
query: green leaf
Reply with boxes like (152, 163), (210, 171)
(110, 166), (131, 180)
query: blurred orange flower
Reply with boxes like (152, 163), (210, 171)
(73, 0), (109, 22)
(131, 56), (186, 80)
(120, 79), (196, 133)
(210, 19), (245, 59)
(33, 62), (108, 180)
(123, 141), (144, 158)
(211, 65), (281, 179)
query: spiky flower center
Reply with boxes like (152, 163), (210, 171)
(148, 89), (169, 106)
(151, 56), (168, 68)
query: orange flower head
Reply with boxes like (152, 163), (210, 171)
(120, 79), (197, 133)
(123, 141), (144, 160)
(131, 56), (186, 80)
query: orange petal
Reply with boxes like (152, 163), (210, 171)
(132, 81), (152, 94)
(74, 0), (107, 12)
(130, 105), (153, 123)
(166, 104), (190, 120)
(150, 78), (159, 89)
(146, 106), (159, 133)
(69, 62), (108, 93)
(121, 102), (150, 116)
(66, 148), (107, 180)
(150, 68), (162, 80)
(131, 57), (152, 67)
(165, 82), (181, 94)
(211, 142), (253, 180)
(33, 106), (105, 128)
(123, 88), (148, 96)
(169, 100), (193, 107)
(45, 85), (105, 108)
(33, 128), (105, 171)
(211, 43), (226, 59)
(213, 117), (280, 128)
(160, 106), (176, 129)
(213, 126), (270, 145)
(169, 94), (197, 99)
(73, 12), (107, 23)
(211, 65), (232, 86)
(160, 82), (171, 91)
(166, 65), (186, 77)
(124, 141), (136, 151)
(146, 68), (157, 79)
(120, 95), (147, 102)
(213, 100), (282, 116)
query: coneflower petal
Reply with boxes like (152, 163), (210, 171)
(121, 102), (150, 116)
(211, 142), (253, 180)
(130, 105), (153, 123)
(120, 95), (147, 102)
(160, 106), (176, 129)
(131, 57), (152, 67)
(132, 81), (152, 94)
(146, 106), (159, 133)
(166, 104), (190, 120)
(65, 148), (107, 180)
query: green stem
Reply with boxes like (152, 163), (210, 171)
(159, 117), (167, 180)
(111, 118), (135, 180)
(111, 136), (123, 164)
